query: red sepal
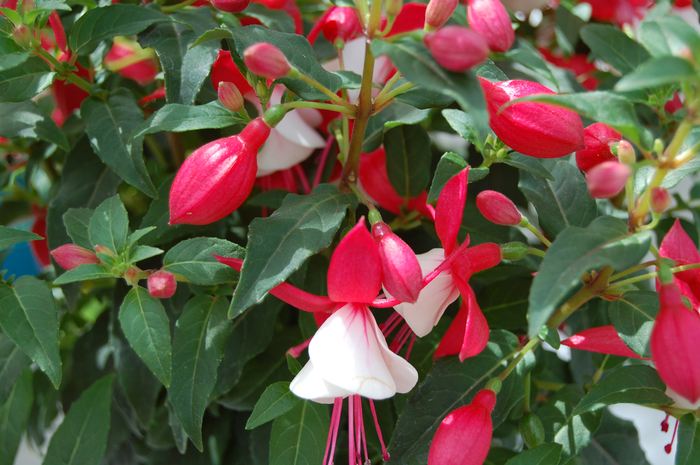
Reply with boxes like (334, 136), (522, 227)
(435, 167), (469, 255)
(561, 325), (644, 359)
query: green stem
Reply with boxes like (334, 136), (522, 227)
(547, 266), (614, 329)
(523, 373), (531, 413)
(282, 101), (356, 116)
(296, 73), (355, 110)
(609, 260), (656, 282)
(498, 338), (540, 382)
(35, 47), (93, 93)
(527, 247), (547, 258)
(161, 0), (197, 12)
(374, 71), (402, 103)
(591, 354), (609, 385)
(605, 262), (700, 291)
(374, 82), (415, 110)
(348, 183), (377, 210)
(524, 223), (552, 248)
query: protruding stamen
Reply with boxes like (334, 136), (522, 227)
(348, 395), (356, 465)
(287, 338), (311, 358)
(405, 334), (417, 360)
(369, 399), (390, 461)
(327, 398), (343, 465)
(661, 414), (670, 433)
(665, 417), (679, 454)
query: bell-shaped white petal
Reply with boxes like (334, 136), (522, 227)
(306, 302), (418, 400)
(391, 248), (460, 337)
(290, 360), (353, 404)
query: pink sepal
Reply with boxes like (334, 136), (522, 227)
(561, 325), (644, 359)
(434, 283), (489, 361)
(659, 219), (700, 307)
(451, 242), (501, 283)
(214, 256), (338, 312)
(306, 6), (337, 45)
(327, 220), (383, 303)
(435, 167), (469, 255)
(49, 12), (67, 54)
(385, 3), (427, 37)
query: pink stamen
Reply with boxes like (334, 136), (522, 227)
(348, 395), (356, 465)
(405, 333), (417, 359)
(313, 136), (335, 187)
(665, 417), (679, 454)
(661, 414), (670, 433)
(294, 164), (311, 195)
(356, 395), (368, 465)
(383, 313), (404, 337)
(286, 338), (311, 358)
(369, 399), (390, 462)
(379, 311), (401, 333)
(392, 322), (413, 354)
(324, 397), (344, 465)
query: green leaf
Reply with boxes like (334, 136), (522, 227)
(388, 331), (523, 464)
(615, 56), (698, 91)
(480, 278), (530, 331)
(169, 295), (231, 451)
(371, 38), (489, 149)
(608, 290), (658, 358)
(579, 410), (650, 465)
(502, 39), (558, 90)
(269, 400), (329, 465)
(88, 195), (129, 255)
(242, 3), (295, 33)
(0, 36), (27, 71)
(362, 101), (431, 153)
(131, 101), (247, 140)
(635, 128), (700, 194)
(502, 153), (555, 181)
(539, 327), (561, 350)
(119, 286), (172, 387)
(538, 384), (604, 462)
(69, 4), (171, 55)
(62, 208), (94, 250)
(441, 108), (487, 147)
(191, 27), (233, 48)
(677, 413), (700, 465)
(426, 152), (489, 204)
(163, 237), (244, 286)
(580, 24), (651, 75)
(81, 89), (156, 197)
(53, 264), (115, 285)
(639, 15), (700, 61)
(573, 365), (672, 415)
(129, 245), (163, 263)
(0, 368), (33, 465)
(0, 57), (56, 102)
(393, 80), (454, 109)
(519, 161), (597, 240)
(138, 8), (218, 106)
(0, 276), (61, 389)
(0, 334), (30, 409)
(503, 443), (562, 465)
(510, 91), (653, 150)
(230, 184), (356, 318)
(246, 381), (299, 430)
(384, 124), (432, 199)
(227, 26), (342, 101)
(0, 100), (68, 150)
(0, 225), (41, 251)
(528, 216), (652, 337)
(0, 8), (21, 28)
(43, 375), (113, 465)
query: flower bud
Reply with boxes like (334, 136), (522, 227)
(218, 81), (244, 112)
(575, 123), (621, 173)
(51, 244), (101, 270)
(124, 267), (139, 286)
(651, 282), (700, 402)
(500, 242), (528, 261)
(94, 245), (115, 257)
(169, 118), (270, 225)
(147, 270), (177, 298)
(372, 222), (423, 304)
(428, 389), (496, 465)
(424, 0), (458, 31)
(48, 11), (67, 54)
(13, 25), (31, 48)
(322, 7), (361, 43)
(479, 77), (585, 158)
(244, 43), (292, 79)
(210, 0), (251, 13)
(466, 0), (514, 53)
(386, 0), (403, 18)
(476, 190), (522, 225)
(586, 161), (631, 199)
(520, 412), (545, 449)
(20, 0), (34, 15)
(651, 187), (671, 213)
(424, 26), (489, 72)
(617, 140), (635, 164)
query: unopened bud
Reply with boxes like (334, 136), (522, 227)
(322, 7), (361, 43)
(13, 25), (31, 48)
(575, 123), (621, 172)
(651, 187), (671, 213)
(218, 82), (244, 112)
(94, 245), (115, 257)
(476, 190), (522, 225)
(424, 0), (458, 31)
(20, 0), (34, 15)
(210, 0), (251, 13)
(424, 26), (489, 72)
(586, 161), (631, 199)
(520, 412), (545, 449)
(368, 209), (383, 225)
(147, 270), (177, 298)
(386, 0), (403, 18)
(51, 244), (101, 270)
(244, 43), (292, 79)
(262, 104), (286, 127)
(617, 140), (635, 164)
(372, 222), (423, 304)
(467, 0), (514, 53)
(679, 46), (695, 64)
(500, 242), (528, 261)
(124, 267), (139, 285)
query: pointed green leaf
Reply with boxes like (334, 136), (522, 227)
(615, 56), (698, 91)
(89, 195), (129, 255)
(580, 24), (650, 74)
(0, 276), (61, 388)
(427, 152), (489, 204)
(0, 334), (30, 408)
(63, 209), (94, 250)
(677, 413), (700, 465)
(384, 124), (431, 199)
(0, 100), (69, 150)
(528, 217), (652, 337)
(242, 3), (295, 33)
(230, 184), (356, 318)
(269, 400), (330, 465)
(81, 89), (157, 197)
(0, 225), (42, 251)
(502, 153), (555, 181)
(0, 57), (56, 102)
(119, 286), (172, 387)
(163, 237), (244, 286)
(43, 375), (113, 465)
(128, 245), (163, 264)
(639, 15), (700, 61)
(504, 443), (562, 465)
(579, 410), (650, 465)
(608, 290), (658, 358)
(0, 36), (28, 71)
(53, 264), (115, 285)
(169, 295), (231, 451)
(0, 368), (33, 465)
(362, 101), (430, 153)
(246, 382), (299, 430)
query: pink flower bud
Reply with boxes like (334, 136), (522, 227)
(617, 140), (635, 164)
(94, 245), (114, 256)
(651, 187), (671, 213)
(211, 50), (254, 96)
(586, 161), (631, 199)
(50, 244), (101, 270)
(466, 0), (514, 53)
(428, 389), (496, 465)
(217, 82), (244, 112)
(424, 26), (489, 72)
(575, 123), (622, 173)
(425, 0), (458, 30)
(13, 25), (31, 48)
(322, 7), (361, 43)
(651, 282), (700, 402)
(210, 0), (251, 13)
(48, 11), (67, 54)
(169, 118), (270, 225)
(124, 267), (140, 286)
(476, 190), (521, 226)
(479, 77), (586, 158)
(148, 270), (177, 298)
(372, 222), (423, 304)
(244, 43), (292, 79)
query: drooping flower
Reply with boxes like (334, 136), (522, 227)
(466, 0), (514, 53)
(575, 123), (622, 173)
(424, 26), (489, 72)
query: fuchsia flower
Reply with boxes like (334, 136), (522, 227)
(424, 26), (489, 72)
(104, 41), (159, 86)
(466, 0), (514, 53)
(575, 123), (622, 173)
(561, 326), (644, 359)
(321, 7), (362, 43)
(586, 161), (631, 199)
(51, 244), (101, 270)
(147, 270), (177, 299)
(659, 219), (700, 308)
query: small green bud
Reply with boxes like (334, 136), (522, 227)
(255, 80), (268, 100)
(12, 25), (31, 48)
(520, 412), (545, 449)
(485, 377), (501, 394)
(653, 138), (664, 156)
(501, 242), (529, 261)
(386, 0), (402, 18)
(262, 104), (287, 128)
